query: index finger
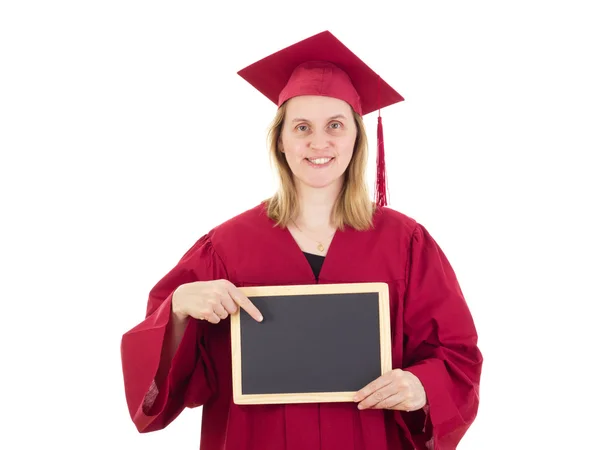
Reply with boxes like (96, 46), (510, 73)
(227, 284), (263, 322)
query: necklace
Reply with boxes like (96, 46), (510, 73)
(291, 219), (336, 253)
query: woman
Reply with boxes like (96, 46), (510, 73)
(121, 31), (483, 450)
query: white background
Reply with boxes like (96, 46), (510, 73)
(1, 1), (598, 449)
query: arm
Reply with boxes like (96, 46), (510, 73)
(120, 235), (225, 433)
(398, 224), (483, 449)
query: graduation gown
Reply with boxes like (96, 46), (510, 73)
(120, 203), (482, 450)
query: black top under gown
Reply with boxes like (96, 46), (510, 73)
(303, 252), (325, 280)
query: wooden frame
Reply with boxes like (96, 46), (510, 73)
(230, 282), (391, 405)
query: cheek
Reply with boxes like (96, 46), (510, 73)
(338, 137), (356, 159)
(283, 151), (295, 167)
(282, 141), (306, 160)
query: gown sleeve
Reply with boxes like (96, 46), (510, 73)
(397, 224), (483, 449)
(120, 234), (226, 433)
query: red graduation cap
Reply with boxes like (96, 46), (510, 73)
(238, 30), (404, 207)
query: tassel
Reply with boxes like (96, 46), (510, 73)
(375, 115), (388, 207)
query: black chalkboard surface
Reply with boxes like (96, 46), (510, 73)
(230, 283), (391, 405)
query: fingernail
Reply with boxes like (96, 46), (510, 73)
(258, 315), (263, 322)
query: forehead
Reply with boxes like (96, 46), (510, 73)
(285, 95), (354, 120)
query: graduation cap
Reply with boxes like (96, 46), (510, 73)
(237, 30), (404, 207)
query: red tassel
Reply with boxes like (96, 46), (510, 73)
(376, 115), (388, 207)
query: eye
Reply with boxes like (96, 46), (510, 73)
(296, 124), (309, 132)
(329, 121), (342, 129)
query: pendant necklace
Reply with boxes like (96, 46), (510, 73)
(291, 219), (335, 254)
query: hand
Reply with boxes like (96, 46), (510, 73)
(354, 369), (427, 412)
(172, 279), (263, 324)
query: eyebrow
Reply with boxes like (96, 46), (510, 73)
(291, 114), (348, 123)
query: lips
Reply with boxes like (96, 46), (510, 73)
(306, 157), (334, 166)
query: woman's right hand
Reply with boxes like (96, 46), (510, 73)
(172, 279), (263, 324)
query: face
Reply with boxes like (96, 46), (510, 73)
(280, 95), (357, 190)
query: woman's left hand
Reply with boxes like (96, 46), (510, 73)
(354, 369), (427, 411)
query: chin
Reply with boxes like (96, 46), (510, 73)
(297, 176), (342, 190)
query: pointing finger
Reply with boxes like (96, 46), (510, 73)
(228, 285), (263, 322)
(220, 293), (239, 315)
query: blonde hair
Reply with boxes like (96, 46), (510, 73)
(264, 101), (375, 231)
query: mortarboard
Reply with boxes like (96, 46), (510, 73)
(237, 30), (404, 207)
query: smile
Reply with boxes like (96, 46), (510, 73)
(306, 157), (334, 166)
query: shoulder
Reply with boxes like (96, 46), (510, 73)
(167, 203), (272, 273)
(178, 203), (270, 265)
(374, 207), (453, 258)
(372, 205), (419, 238)
(206, 202), (272, 244)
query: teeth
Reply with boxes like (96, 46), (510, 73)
(308, 157), (332, 165)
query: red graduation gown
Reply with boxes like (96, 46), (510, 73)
(121, 204), (482, 450)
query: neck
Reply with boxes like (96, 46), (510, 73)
(294, 178), (342, 230)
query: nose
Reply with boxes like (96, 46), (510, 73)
(309, 130), (329, 150)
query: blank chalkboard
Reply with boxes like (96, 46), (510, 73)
(230, 282), (391, 405)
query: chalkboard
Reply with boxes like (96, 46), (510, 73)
(230, 282), (391, 405)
